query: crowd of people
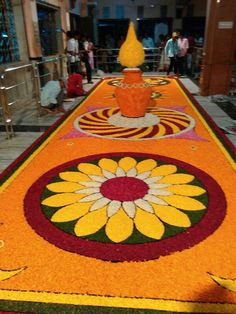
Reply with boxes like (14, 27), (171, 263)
(95, 30), (202, 77)
(41, 30), (95, 114)
(157, 31), (199, 77)
(40, 29), (202, 114)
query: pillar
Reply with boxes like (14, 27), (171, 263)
(200, 0), (236, 96)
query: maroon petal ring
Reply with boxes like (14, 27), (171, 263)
(24, 152), (226, 262)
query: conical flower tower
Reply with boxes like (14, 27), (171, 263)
(115, 22), (152, 118)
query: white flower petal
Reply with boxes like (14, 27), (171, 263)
(75, 187), (100, 194)
(89, 197), (110, 211)
(148, 189), (173, 196)
(122, 201), (136, 218)
(107, 201), (121, 217)
(134, 199), (154, 213)
(79, 193), (103, 203)
(149, 183), (171, 189)
(116, 167), (126, 177)
(88, 175), (107, 182)
(127, 168), (137, 177)
(144, 194), (168, 205)
(136, 171), (151, 180)
(79, 181), (102, 187)
(102, 169), (116, 179)
(144, 176), (163, 184)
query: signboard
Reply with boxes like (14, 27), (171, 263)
(218, 21), (234, 29)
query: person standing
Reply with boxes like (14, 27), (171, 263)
(65, 31), (79, 74)
(142, 32), (155, 70)
(165, 32), (180, 76)
(75, 32), (93, 84)
(84, 36), (95, 70)
(177, 32), (189, 76)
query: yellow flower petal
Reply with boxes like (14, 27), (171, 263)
(46, 182), (83, 193)
(51, 202), (92, 222)
(151, 165), (177, 176)
(78, 163), (102, 176)
(134, 208), (165, 239)
(98, 158), (118, 173)
(59, 171), (91, 182)
(159, 195), (206, 211)
(105, 209), (133, 243)
(159, 173), (194, 184)
(42, 193), (85, 207)
(118, 157), (137, 172)
(74, 207), (107, 236)
(166, 184), (206, 196)
(153, 204), (191, 227)
(136, 159), (157, 173)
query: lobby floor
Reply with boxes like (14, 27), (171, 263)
(0, 73), (236, 173)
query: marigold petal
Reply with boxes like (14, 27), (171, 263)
(134, 208), (165, 239)
(42, 193), (84, 207)
(116, 167), (126, 177)
(78, 163), (102, 176)
(135, 199), (154, 213)
(144, 176), (163, 184)
(74, 207), (107, 236)
(79, 192), (103, 203)
(107, 201), (121, 217)
(144, 194), (167, 206)
(51, 203), (91, 222)
(136, 171), (151, 180)
(98, 158), (118, 173)
(102, 170), (116, 179)
(90, 197), (110, 211)
(59, 171), (91, 182)
(127, 168), (137, 177)
(136, 159), (157, 173)
(88, 175), (106, 183)
(79, 181), (102, 187)
(159, 173), (194, 184)
(75, 187), (100, 194)
(118, 157), (137, 172)
(46, 182), (83, 193)
(166, 184), (206, 196)
(151, 165), (177, 177)
(122, 201), (136, 218)
(153, 204), (191, 227)
(159, 195), (206, 211)
(105, 209), (133, 243)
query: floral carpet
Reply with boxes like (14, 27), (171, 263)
(0, 77), (236, 313)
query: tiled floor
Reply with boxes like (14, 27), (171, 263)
(0, 74), (236, 174)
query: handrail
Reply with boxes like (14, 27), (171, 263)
(94, 47), (162, 72)
(0, 55), (69, 139)
(3, 63), (33, 73)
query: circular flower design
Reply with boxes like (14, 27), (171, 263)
(24, 153), (226, 261)
(42, 157), (206, 243)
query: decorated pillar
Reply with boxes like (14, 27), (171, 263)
(200, 0), (236, 95)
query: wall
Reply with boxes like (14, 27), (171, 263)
(12, 0), (29, 63)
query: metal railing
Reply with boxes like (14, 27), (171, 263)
(94, 47), (162, 72)
(0, 55), (68, 139)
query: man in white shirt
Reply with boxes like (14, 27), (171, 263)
(165, 32), (180, 76)
(40, 79), (65, 113)
(66, 31), (79, 74)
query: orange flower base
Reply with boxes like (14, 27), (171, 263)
(115, 68), (152, 118)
